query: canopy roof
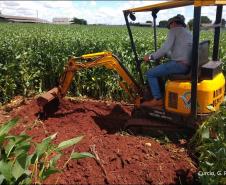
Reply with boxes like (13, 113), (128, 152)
(126, 0), (226, 12)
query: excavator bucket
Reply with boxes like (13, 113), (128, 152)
(37, 87), (60, 115)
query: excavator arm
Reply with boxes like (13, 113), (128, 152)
(37, 52), (142, 112)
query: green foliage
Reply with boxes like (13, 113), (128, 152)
(188, 19), (193, 30)
(188, 16), (212, 30)
(0, 23), (225, 185)
(201, 16), (212, 24)
(158, 20), (168, 28)
(222, 19), (226, 28)
(0, 119), (94, 184)
(190, 104), (226, 185)
(0, 23), (155, 104)
(0, 23), (225, 105)
(70, 17), (87, 25)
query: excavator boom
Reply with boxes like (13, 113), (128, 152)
(37, 52), (142, 113)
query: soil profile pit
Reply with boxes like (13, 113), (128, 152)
(1, 97), (198, 184)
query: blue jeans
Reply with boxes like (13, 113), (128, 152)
(146, 60), (190, 99)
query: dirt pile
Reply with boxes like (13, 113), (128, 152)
(0, 97), (197, 184)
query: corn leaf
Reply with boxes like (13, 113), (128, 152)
(50, 154), (61, 167)
(70, 152), (94, 160)
(0, 135), (5, 145)
(201, 128), (210, 139)
(14, 142), (31, 157)
(41, 168), (60, 180)
(0, 174), (5, 184)
(0, 118), (18, 137)
(12, 159), (26, 180)
(0, 161), (12, 181)
(57, 136), (83, 151)
(36, 133), (57, 158)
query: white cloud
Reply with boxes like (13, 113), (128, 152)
(0, 1), (168, 24)
(0, 1), (225, 24)
(0, 1), (79, 21)
(79, 1), (167, 25)
(202, 6), (216, 22)
(90, 1), (96, 6)
(3, 1), (19, 7)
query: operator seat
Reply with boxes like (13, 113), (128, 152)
(168, 40), (210, 81)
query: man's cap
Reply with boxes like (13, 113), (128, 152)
(167, 14), (186, 29)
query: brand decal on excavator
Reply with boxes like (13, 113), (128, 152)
(180, 91), (191, 109)
(180, 91), (200, 109)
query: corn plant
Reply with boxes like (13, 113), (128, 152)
(190, 103), (226, 185)
(0, 23), (225, 104)
(0, 119), (94, 184)
(0, 23), (156, 104)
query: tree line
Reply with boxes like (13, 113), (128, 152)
(69, 16), (226, 28)
(70, 17), (87, 25)
(158, 16), (226, 29)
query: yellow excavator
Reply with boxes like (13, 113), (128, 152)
(37, 52), (142, 109)
(37, 0), (226, 129)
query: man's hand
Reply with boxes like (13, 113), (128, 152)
(143, 54), (153, 62)
(143, 55), (150, 62)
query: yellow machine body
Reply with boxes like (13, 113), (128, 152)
(165, 73), (225, 115)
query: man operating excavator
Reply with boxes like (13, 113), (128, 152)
(142, 14), (193, 108)
(37, 1), (225, 126)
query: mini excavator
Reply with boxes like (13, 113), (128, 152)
(37, 1), (226, 129)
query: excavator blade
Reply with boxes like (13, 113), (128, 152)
(37, 87), (60, 115)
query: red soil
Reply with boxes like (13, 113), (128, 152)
(0, 97), (197, 185)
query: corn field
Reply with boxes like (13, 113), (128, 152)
(0, 23), (225, 104)
(0, 23), (226, 185)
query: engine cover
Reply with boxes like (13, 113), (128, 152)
(165, 73), (225, 115)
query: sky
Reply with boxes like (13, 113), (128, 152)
(0, 1), (226, 25)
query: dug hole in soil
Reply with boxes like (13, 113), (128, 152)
(0, 96), (198, 185)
